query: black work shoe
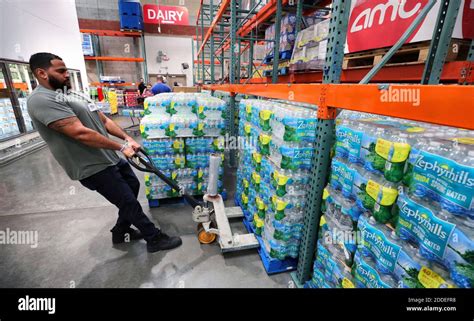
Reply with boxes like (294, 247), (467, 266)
(146, 232), (182, 253)
(111, 227), (143, 244)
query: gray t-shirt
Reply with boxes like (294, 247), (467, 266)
(27, 85), (120, 180)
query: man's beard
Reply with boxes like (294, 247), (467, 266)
(48, 76), (71, 92)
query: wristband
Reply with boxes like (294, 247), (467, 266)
(120, 142), (129, 152)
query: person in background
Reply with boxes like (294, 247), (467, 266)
(137, 77), (146, 95)
(173, 81), (179, 87)
(26, 52), (182, 253)
(137, 78), (146, 104)
(151, 76), (171, 95)
(142, 83), (154, 98)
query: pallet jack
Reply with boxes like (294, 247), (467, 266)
(128, 148), (259, 253)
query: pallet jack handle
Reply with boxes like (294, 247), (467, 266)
(127, 148), (203, 209)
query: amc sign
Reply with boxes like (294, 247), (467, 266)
(143, 4), (189, 25)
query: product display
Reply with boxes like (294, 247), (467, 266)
(307, 113), (474, 288)
(290, 19), (329, 71)
(140, 93), (227, 201)
(0, 98), (21, 139)
(264, 14), (297, 60)
(107, 90), (118, 114)
(236, 99), (318, 261)
(141, 93), (226, 139)
(125, 91), (139, 107)
(18, 98), (33, 131)
(303, 8), (331, 27)
(1, 0), (473, 295)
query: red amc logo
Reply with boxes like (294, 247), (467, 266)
(347, 0), (428, 53)
(143, 4), (189, 25)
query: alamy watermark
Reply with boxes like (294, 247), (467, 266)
(54, 87), (92, 104)
(0, 228), (38, 248)
(223, 134), (258, 151)
(380, 87), (420, 106)
(18, 295), (55, 315)
(322, 228), (363, 248)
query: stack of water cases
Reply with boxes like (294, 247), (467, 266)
(264, 14), (297, 59)
(0, 98), (20, 139)
(140, 93), (226, 201)
(18, 98), (33, 131)
(236, 99), (318, 261)
(307, 111), (473, 288)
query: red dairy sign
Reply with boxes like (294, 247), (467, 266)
(143, 4), (189, 25)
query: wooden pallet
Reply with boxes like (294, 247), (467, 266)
(343, 39), (470, 70)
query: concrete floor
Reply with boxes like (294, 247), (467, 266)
(0, 117), (291, 288)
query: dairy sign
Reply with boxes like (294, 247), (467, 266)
(346, 0), (474, 53)
(143, 5), (189, 25)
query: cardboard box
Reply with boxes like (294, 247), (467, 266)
(173, 86), (200, 93)
(345, 0), (474, 53)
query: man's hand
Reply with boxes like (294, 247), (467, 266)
(125, 136), (141, 152)
(121, 145), (136, 158)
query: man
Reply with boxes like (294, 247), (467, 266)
(27, 52), (182, 253)
(151, 75), (171, 95)
(137, 77), (146, 95)
(137, 77), (147, 104)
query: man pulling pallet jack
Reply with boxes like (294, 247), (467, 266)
(27, 52), (258, 254)
(27, 52), (182, 253)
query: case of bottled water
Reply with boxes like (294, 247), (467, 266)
(307, 112), (473, 288)
(236, 99), (318, 261)
(141, 93), (226, 139)
(140, 93), (227, 200)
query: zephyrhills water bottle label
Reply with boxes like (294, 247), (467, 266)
(397, 194), (474, 288)
(279, 146), (313, 169)
(358, 215), (401, 274)
(281, 117), (317, 142)
(417, 266), (455, 289)
(353, 252), (391, 288)
(335, 125), (350, 159)
(366, 180), (398, 207)
(311, 269), (330, 288)
(375, 138), (410, 163)
(412, 150), (474, 212)
(315, 242), (331, 270)
(258, 110), (273, 132)
(330, 160), (345, 190)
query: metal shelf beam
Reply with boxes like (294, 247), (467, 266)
(197, 0), (231, 57)
(238, 61), (472, 84)
(203, 83), (474, 130)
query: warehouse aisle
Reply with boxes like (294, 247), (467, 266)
(0, 120), (291, 288)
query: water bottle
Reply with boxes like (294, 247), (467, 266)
(363, 125), (389, 174)
(380, 273), (398, 288)
(407, 244), (455, 288)
(347, 120), (367, 165)
(383, 132), (410, 183)
(410, 139), (454, 205)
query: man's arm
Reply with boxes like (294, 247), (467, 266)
(98, 111), (128, 140)
(98, 112), (141, 151)
(48, 116), (135, 157)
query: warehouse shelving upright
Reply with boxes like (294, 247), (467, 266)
(80, 29), (148, 85)
(195, 0), (474, 286)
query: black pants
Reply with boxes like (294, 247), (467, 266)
(80, 159), (160, 241)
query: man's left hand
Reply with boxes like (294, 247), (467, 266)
(125, 137), (141, 152)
